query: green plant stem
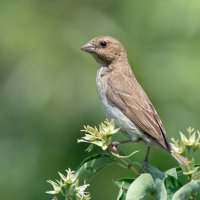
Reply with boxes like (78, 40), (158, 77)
(118, 157), (139, 176)
(108, 146), (139, 176)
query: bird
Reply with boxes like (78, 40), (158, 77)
(81, 36), (187, 165)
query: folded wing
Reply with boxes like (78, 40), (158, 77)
(106, 71), (170, 151)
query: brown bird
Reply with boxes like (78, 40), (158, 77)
(81, 36), (187, 165)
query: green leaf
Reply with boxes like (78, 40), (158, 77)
(165, 168), (178, 179)
(164, 175), (182, 200)
(85, 144), (94, 152)
(117, 187), (126, 200)
(126, 173), (155, 200)
(192, 167), (200, 180)
(76, 153), (116, 182)
(165, 167), (182, 199)
(144, 165), (165, 179)
(115, 178), (134, 190)
(144, 166), (167, 200)
(115, 178), (134, 200)
(172, 180), (200, 200)
(174, 164), (200, 179)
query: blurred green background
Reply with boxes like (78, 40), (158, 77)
(0, 0), (200, 199)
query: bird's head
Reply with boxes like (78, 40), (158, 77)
(81, 36), (127, 66)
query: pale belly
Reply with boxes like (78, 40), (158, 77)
(96, 68), (153, 145)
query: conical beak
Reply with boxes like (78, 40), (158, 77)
(80, 42), (95, 53)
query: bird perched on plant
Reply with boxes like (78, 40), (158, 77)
(81, 36), (187, 165)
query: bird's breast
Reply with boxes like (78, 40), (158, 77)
(96, 67), (138, 138)
(96, 67), (108, 109)
(95, 66), (153, 145)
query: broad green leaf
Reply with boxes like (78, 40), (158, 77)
(144, 165), (165, 179)
(165, 167), (181, 199)
(126, 173), (155, 200)
(76, 153), (116, 182)
(175, 164), (200, 180)
(172, 180), (200, 200)
(115, 178), (134, 190)
(165, 168), (178, 179)
(144, 166), (167, 200)
(192, 167), (200, 180)
(115, 178), (134, 200)
(164, 175), (182, 200)
(156, 180), (167, 200)
(117, 187), (126, 200)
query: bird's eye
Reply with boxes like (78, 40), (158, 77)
(99, 41), (107, 48)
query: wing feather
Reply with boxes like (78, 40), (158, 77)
(106, 71), (170, 151)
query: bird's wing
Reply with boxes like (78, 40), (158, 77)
(106, 71), (170, 151)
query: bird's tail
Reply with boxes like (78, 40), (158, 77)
(171, 152), (189, 169)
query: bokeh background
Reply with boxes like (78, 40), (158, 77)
(0, 0), (200, 199)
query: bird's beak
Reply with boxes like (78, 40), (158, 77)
(80, 42), (95, 53)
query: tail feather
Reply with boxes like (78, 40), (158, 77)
(171, 152), (189, 168)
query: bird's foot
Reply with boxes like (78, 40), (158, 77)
(142, 159), (148, 169)
(141, 146), (150, 171)
(138, 160), (149, 174)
